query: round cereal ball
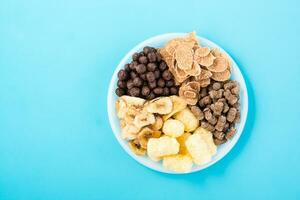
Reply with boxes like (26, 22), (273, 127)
(166, 80), (175, 87)
(132, 53), (139, 61)
(124, 63), (131, 72)
(163, 87), (170, 96)
(128, 87), (140, 97)
(138, 56), (148, 64)
(162, 70), (172, 80)
(140, 73), (147, 80)
(126, 79), (134, 89)
(117, 69), (128, 81)
(130, 71), (138, 79)
(143, 46), (152, 54)
(147, 52), (157, 62)
(154, 70), (160, 79)
(129, 61), (138, 70)
(136, 64), (147, 74)
(157, 78), (165, 88)
(170, 87), (178, 95)
(115, 88), (126, 97)
(159, 61), (167, 71)
(146, 72), (156, 82)
(153, 87), (163, 95)
(117, 80), (127, 88)
(162, 119), (185, 137)
(156, 52), (162, 62)
(148, 81), (157, 89)
(146, 92), (156, 100)
(147, 63), (157, 72)
(133, 77), (143, 87)
(141, 86), (151, 96)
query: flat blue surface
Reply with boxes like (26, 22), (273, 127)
(0, 0), (299, 199)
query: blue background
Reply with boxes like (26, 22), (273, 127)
(0, 0), (299, 199)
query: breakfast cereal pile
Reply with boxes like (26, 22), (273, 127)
(114, 32), (241, 172)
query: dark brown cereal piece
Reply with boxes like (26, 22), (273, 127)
(208, 115), (217, 125)
(133, 77), (143, 87)
(215, 115), (226, 132)
(198, 95), (211, 107)
(128, 87), (140, 97)
(153, 87), (163, 95)
(213, 131), (225, 140)
(141, 86), (150, 96)
(227, 107), (237, 122)
(201, 121), (215, 132)
(148, 81), (157, 89)
(132, 53), (139, 61)
(126, 79), (134, 89)
(118, 69), (128, 81)
(190, 106), (204, 120)
(115, 88), (126, 97)
(165, 80), (174, 87)
(154, 70), (161, 79)
(163, 87), (170, 96)
(224, 80), (236, 90)
(204, 107), (213, 121)
(138, 56), (148, 64)
(212, 82), (222, 90)
(170, 87), (178, 95)
(200, 87), (207, 97)
(147, 52), (157, 62)
(136, 64), (147, 74)
(157, 78), (165, 87)
(159, 61), (167, 71)
(162, 70), (172, 80)
(117, 80), (127, 89)
(214, 138), (226, 145)
(146, 72), (156, 82)
(146, 92), (156, 100)
(147, 63), (157, 72)
(212, 101), (224, 116)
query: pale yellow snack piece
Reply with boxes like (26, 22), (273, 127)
(194, 127), (217, 156)
(174, 108), (199, 132)
(185, 133), (212, 165)
(162, 119), (185, 137)
(177, 132), (191, 155)
(163, 154), (193, 173)
(147, 136), (180, 161)
(116, 98), (127, 119)
(146, 97), (173, 115)
(163, 96), (187, 121)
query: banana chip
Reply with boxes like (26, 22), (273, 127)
(137, 127), (161, 149)
(162, 119), (185, 137)
(146, 97), (173, 115)
(150, 115), (163, 130)
(163, 154), (193, 173)
(147, 136), (180, 161)
(174, 108), (199, 132)
(163, 96), (187, 121)
(185, 133), (212, 165)
(133, 110), (155, 128)
(121, 124), (140, 140)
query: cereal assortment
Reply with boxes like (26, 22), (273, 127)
(115, 32), (241, 172)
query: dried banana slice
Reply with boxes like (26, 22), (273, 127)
(146, 97), (173, 115)
(133, 110), (155, 128)
(137, 127), (161, 149)
(163, 96), (187, 121)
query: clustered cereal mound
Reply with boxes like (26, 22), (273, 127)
(192, 80), (240, 145)
(115, 46), (179, 99)
(114, 32), (242, 172)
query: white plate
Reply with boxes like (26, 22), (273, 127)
(107, 33), (248, 174)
